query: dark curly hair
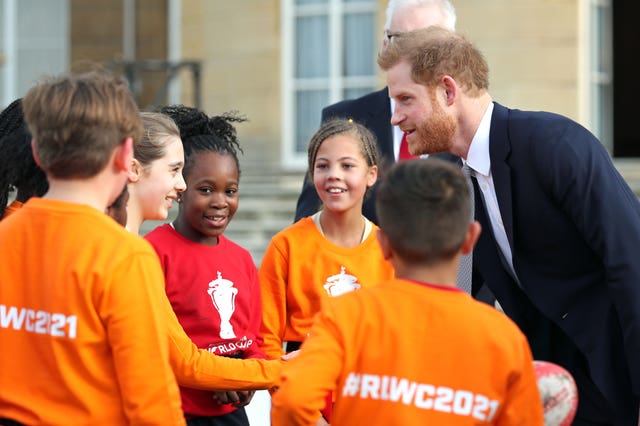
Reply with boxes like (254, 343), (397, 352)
(0, 98), (48, 218)
(159, 105), (246, 178)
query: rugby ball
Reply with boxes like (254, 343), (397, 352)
(533, 360), (578, 426)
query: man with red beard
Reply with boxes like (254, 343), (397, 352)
(378, 26), (640, 425)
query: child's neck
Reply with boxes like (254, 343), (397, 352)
(125, 200), (144, 235)
(126, 218), (142, 235)
(318, 209), (367, 248)
(44, 177), (111, 212)
(394, 257), (460, 289)
(172, 219), (220, 246)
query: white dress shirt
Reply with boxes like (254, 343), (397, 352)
(464, 102), (518, 280)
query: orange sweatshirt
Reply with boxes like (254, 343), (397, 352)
(0, 198), (185, 425)
(2, 199), (283, 394)
(1, 199), (23, 219)
(259, 217), (394, 359)
(165, 296), (282, 391)
(271, 279), (544, 425)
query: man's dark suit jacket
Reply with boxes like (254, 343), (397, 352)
(294, 87), (393, 224)
(475, 102), (640, 424)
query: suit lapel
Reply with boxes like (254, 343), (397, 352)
(489, 103), (515, 252)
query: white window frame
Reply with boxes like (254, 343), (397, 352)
(167, 0), (182, 104)
(281, 0), (378, 170)
(1, 0), (17, 104)
(579, 0), (613, 152)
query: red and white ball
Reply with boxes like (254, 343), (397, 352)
(533, 360), (578, 426)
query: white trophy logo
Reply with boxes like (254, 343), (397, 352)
(207, 271), (238, 339)
(323, 266), (361, 297)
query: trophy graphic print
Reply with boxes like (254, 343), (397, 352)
(207, 271), (238, 339)
(323, 266), (361, 297)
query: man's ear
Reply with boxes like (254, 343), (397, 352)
(376, 228), (393, 260)
(441, 75), (458, 106)
(30, 139), (43, 168)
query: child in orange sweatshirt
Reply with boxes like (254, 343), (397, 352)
(0, 71), (185, 425)
(260, 118), (395, 359)
(260, 118), (395, 422)
(271, 158), (544, 425)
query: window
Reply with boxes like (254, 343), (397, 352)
(0, 0), (69, 106)
(589, 0), (613, 151)
(281, 0), (377, 169)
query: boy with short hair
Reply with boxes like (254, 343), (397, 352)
(271, 158), (543, 425)
(0, 71), (185, 425)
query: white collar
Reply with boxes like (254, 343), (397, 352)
(465, 102), (494, 177)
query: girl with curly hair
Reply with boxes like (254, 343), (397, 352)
(0, 98), (48, 219)
(145, 105), (264, 426)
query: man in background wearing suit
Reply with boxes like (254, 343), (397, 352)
(379, 26), (640, 425)
(294, 0), (457, 224)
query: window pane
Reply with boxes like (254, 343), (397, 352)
(594, 4), (612, 73)
(295, 0), (326, 4)
(296, 15), (329, 78)
(343, 12), (374, 76)
(296, 90), (328, 152)
(16, 0), (68, 97)
(590, 3), (612, 151)
(0, 2), (5, 104)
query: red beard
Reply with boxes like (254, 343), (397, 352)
(411, 101), (456, 155)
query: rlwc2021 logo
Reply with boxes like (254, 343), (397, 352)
(0, 304), (78, 339)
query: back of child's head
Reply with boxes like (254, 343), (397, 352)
(22, 70), (143, 179)
(0, 98), (48, 217)
(159, 105), (245, 178)
(137, 111), (181, 168)
(307, 118), (379, 180)
(375, 158), (470, 263)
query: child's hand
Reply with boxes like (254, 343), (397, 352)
(281, 350), (300, 361)
(235, 390), (255, 407)
(212, 390), (255, 407)
(315, 416), (329, 426)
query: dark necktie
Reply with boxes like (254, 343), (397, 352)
(456, 164), (474, 294)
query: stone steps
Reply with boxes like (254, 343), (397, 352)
(226, 170), (302, 264)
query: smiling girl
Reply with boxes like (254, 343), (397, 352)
(259, 118), (395, 422)
(145, 105), (264, 426)
(126, 112), (186, 234)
